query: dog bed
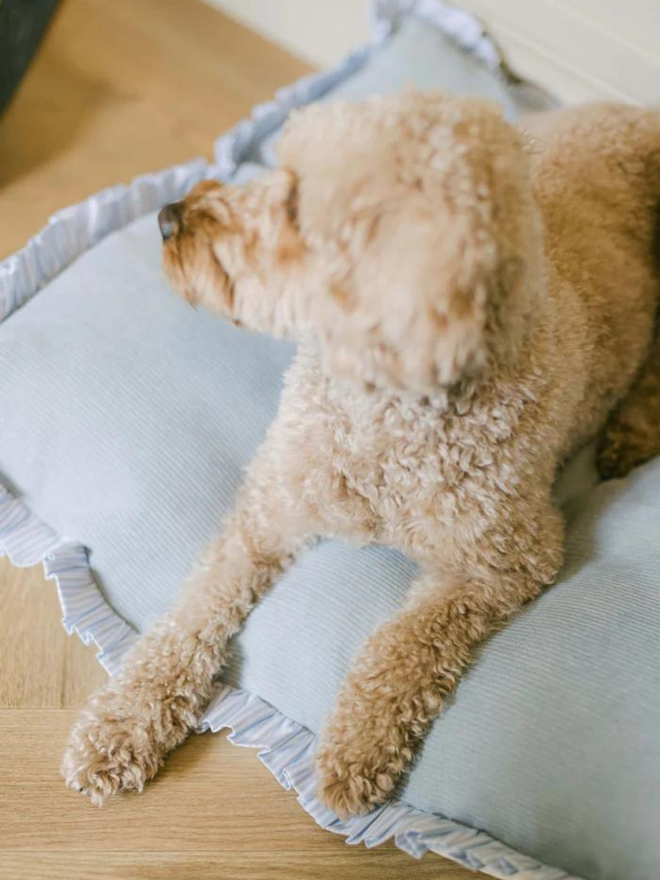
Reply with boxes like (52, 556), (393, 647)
(1, 3), (658, 880)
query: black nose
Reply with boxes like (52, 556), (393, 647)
(158, 203), (182, 241)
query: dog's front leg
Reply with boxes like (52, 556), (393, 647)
(62, 457), (314, 805)
(315, 554), (560, 819)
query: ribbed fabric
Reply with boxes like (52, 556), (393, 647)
(246, 14), (558, 168)
(201, 687), (577, 879)
(0, 209), (293, 631)
(0, 158), (210, 324)
(0, 3), (657, 880)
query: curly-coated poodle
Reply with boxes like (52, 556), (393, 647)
(63, 91), (660, 817)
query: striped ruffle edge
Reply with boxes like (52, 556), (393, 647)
(0, 158), (211, 324)
(201, 687), (579, 880)
(0, 2), (575, 878)
(212, 0), (557, 178)
(0, 157), (212, 673)
(0, 484), (139, 675)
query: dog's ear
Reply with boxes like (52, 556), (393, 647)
(317, 170), (536, 394)
(312, 196), (497, 391)
(279, 95), (538, 392)
(260, 167), (299, 225)
(259, 167), (305, 268)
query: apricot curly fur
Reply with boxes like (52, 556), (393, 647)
(63, 92), (660, 816)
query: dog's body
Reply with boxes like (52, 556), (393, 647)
(63, 94), (660, 816)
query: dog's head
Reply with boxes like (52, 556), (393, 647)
(161, 91), (540, 394)
(160, 170), (307, 337)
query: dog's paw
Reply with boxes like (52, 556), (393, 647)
(315, 743), (399, 819)
(62, 694), (163, 806)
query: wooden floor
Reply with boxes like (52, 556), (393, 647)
(0, 1), (475, 877)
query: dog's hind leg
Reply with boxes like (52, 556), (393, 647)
(597, 328), (660, 480)
(62, 445), (317, 805)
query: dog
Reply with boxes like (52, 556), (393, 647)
(62, 91), (660, 817)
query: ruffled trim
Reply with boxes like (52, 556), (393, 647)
(371, 0), (559, 104)
(212, 45), (375, 176)
(0, 2), (574, 877)
(371, 0), (505, 69)
(211, 0), (556, 179)
(45, 545), (140, 675)
(201, 687), (578, 880)
(0, 157), (211, 671)
(0, 469), (586, 879)
(0, 157), (211, 323)
(0, 485), (138, 675)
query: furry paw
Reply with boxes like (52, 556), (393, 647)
(315, 741), (402, 819)
(62, 691), (164, 806)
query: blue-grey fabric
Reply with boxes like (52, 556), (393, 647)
(228, 458), (660, 880)
(0, 12), (658, 880)
(0, 213), (292, 629)
(253, 17), (556, 166)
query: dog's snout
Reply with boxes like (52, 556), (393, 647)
(158, 203), (182, 241)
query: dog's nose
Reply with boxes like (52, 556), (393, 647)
(158, 203), (181, 241)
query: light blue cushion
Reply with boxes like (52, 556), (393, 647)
(228, 457), (660, 880)
(253, 17), (556, 166)
(0, 7), (657, 880)
(0, 212), (292, 630)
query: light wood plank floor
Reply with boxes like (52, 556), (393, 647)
(0, 1), (476, 877)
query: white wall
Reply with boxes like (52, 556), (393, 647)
(205, 0), (660, 104)
(206, 0), (370, 68)
(456, 0), (660, 104)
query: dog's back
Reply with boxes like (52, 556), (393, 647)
(523, 104), (660, 463)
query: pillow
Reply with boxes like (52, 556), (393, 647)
(211, 1), (557, 179)
(0, 209), (292, 633)
(1, 4), (657, 880)
(252, 17), (557, 167)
